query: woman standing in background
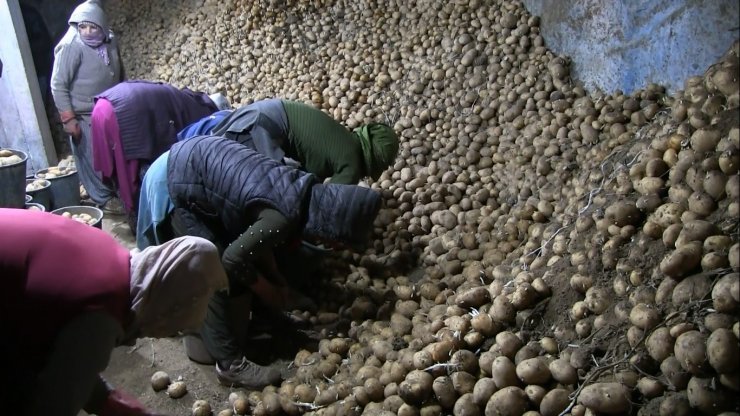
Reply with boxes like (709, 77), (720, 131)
(50, 0), (124, 213)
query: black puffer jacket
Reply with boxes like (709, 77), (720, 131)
(168, 135), (383, 250)
(167, 135), (316, 241)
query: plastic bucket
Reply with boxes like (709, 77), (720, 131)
(35, 168), (80, 210)
(25, 178), (52, 211)
(51, 205), (103, 229)
(25, 202), (46, 212)
(0, 148), (28, 209)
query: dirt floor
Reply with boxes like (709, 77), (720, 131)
(78, 214), (315, 416)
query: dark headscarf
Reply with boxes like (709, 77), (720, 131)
(303, 183), (381, 249)
(354, 123), (399, 180)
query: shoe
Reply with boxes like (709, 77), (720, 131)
(183, 334), (215, 365)
(216, 356), (282, 389)
(99, 197), (126, 215)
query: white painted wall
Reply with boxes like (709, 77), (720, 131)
(0, 0), (56, 175)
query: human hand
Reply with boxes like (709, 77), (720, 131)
(284, 289), (317, 313)
(60, 110), (81, 143)
(67, 119), (82, 142)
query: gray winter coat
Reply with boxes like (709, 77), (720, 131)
(51, 0), (122, 114)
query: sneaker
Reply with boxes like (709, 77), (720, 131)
(99, 197), (126, 215)
(216, 356), (282, 389)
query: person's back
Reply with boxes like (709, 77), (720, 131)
(96, 80), (219, 161)
(0, 209), (130, 363)
(211, 99), (399, 184)
(167, 135), (316, 241)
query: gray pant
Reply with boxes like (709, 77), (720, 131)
(70, 114), (116, 205)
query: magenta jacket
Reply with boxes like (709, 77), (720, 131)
(0, 209), (131, 368)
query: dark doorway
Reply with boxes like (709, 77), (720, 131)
(20, 3), (53, 107)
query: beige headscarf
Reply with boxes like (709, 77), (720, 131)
(128, 236), (228, 338)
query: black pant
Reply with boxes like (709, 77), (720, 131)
(170, 210), (325, 362)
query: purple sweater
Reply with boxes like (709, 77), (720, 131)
(96, 80), (217, 161)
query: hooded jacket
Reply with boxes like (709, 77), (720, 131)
(50, 0), (122, 114)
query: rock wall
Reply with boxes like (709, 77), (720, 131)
(522, 0), (740, 94)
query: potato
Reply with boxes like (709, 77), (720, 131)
(704, 235), (733, 252)
(688, 191), (716, 217)
(515, 357), (551, 385)
(660, 241), (703, 279)
(690, 128), (721, 153)
(576, 382), (631, 414)
(672, 273), (712, 305)
(658, 392), (692, 416)
(388, 395), (411, 413)
(646, 327), (675, 362)
(491, 356), (519, 389)
(151, 371), (171, 392)
(707, 328), (740, 374)
(636, 377), (665, 398)
(584, 286), (611, 314)
(524, 384), (546, 407)
(510, 283), (539, 310)
(713, 273), (740, 313)
(719, 372), (740, 391)
(192, 400), (212, 416)
(450, 350), (479, 375)
(627, 326), (645, 348)
(495, 331), (523, 358)
(539, 388), (570, 416)
(731, 243), (740, 271)
(655, 277), (679, 304)
(453, 393), (479, 416)
(650, 203), (685, 228)
(485, 386), (528, 416)
(450, 371), (477, 396)
(472, 377), (497, 406)
(662, 223), (683, 248)
(675, 220), (718, 247)
(548, 358), (578, 385)
(706, 312), (737, 332)
(166, 381), (187, 399)
(686, 376), (734, 414)
(670, 322), (696, 339)
(615, 370), (639, 389)
(432, 376), (457, 409)
(629, 303), (661, 330)
(490, 295), (516, 324)
(674, 330), (710, 375)
(399, 370), (434, 405)
(456, 286), (491, 308)
(571, 301), (589, 320)
(604, 201), (642, 227)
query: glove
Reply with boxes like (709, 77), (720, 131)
(60, 110), (81, 142)
(100, 388), (169, 416)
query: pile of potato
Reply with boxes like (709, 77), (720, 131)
(59, 211), (99, 226)
(26, 179), (49, 192)
(111, 0), (739, 414)
(36, 155), (77, 179)
(0, 149), (23, 166)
